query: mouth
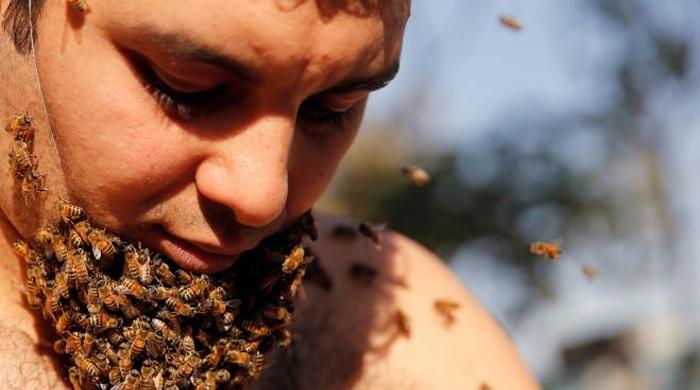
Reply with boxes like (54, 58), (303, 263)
(155, 230), (241, 274)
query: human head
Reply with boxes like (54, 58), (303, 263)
(0, 0), (409, 273)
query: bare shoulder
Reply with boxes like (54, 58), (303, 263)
(258, 213), (540, 390)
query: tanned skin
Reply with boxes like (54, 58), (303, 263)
(0, 1), (540, 388)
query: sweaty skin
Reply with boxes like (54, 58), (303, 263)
(0, 0), (540, 388)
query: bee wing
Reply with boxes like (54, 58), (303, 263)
(92, 246), (102, 260)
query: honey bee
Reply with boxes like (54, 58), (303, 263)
(153, 261), (176, 286)
(216, 311), (235, 332)
(150, 285), (177, 301)
(13, 240), (38, 264)
(64, 332), (83, 354)
(96, 279), (119, 312)
(108, 367), (121, 386)
(282, 244), (305, 274)
(96, 339), (119, 366)
(93, 352), (110, 375)
(165, 297), (196, 317)
(262, 305), (292, 324)
(180, 334), (195, 353)
(89, 312), (122, 330)
(42, 289), (61, 321)
(178, 275), (209, 301)
(69, 220), (90, 248)
(117, 347), (133, 377)
(86, 281), (102, 314)
(116, 277), (150, 300)
(25, 275), (41, 309)
(90, 230), (119, 264)
(5, 113), (33, 139)
(175, 269), (193, 285)
(213, 369), (231, 386)
(67, 0), (90, 13)
(145, 330), (166, 358)
(9, 139), (35, 175)
(499, 15), (522, 30)
(19, 169), (47, 197)
(55, 310), (72, 334)
(434, 298), (460, 323)
(395, 309), (411, 338)
(66, 248), (89, 286)
(401, 165), (431, 186)
(248, 352), (265, 379)
(203, 342), (224, 367)
(349, 262), (378, 285)
(56, 198), (87, 225)
(74, 352), (100, 379)
(34, 226), (56, 249)
(121, 369), (141, 390)
(52, 237), (69, 263)
(67, 366), (81, 390)
(582, 264), (600, 280)
(358, 222), (384, 250)
(241, 318), (271, 338)
(139, 363), (156, 390)
(529, 241), (562, 260)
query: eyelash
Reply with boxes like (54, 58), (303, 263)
(139, 60), (358, 129)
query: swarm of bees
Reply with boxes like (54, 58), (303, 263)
(529, 241), (562, 260)
(5, 113), (47, 197)
(19, 199), (317, 390)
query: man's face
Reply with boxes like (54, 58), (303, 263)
(18, 0), (408, 273)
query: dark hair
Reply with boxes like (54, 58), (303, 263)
(2, 0), (46, 54)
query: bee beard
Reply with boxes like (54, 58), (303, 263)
(22, 207), (316, 389)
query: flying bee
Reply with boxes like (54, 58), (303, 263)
(165, 297), (196, 317)
(499, 15), (522, 30)
(66, 248), (89, 286)
(86, 281), (102, 314)
(178, 275), (209, 302)
(153, 261), (176, 286)
(529, 241), (562, 260)
(434, 298), (460, 323)
(116, 277), (150, 300)
(401, 165), (431, 186)
(74, 352), (100, 379)
(67, 0), (90, 13)
(56, 198), (86, 225)
(5, 113), (33, 139)
(282, 244), (305, 274)
(395, 309), (411, 338)
(358, 222), (384, 250)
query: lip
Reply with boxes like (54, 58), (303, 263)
(156, 231), (241, 274)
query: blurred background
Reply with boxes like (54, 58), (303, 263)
(315, 1), (700, 389)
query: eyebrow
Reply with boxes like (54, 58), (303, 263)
(130, 25), (400, 93)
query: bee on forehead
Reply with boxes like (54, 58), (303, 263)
(401, 165), (431, 186)
(529, 241), (562, 260)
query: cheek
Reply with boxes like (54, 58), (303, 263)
(37, 28), (190, 224)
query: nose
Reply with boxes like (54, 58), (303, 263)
(195, 115), (293, 228)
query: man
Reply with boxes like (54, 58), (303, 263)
(0, 0), (540, 388)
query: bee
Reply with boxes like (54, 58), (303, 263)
(262, 305), (292, 324)
(42, 289), (61, 321)
(121, 369), (141, 390)
(139, 363), (157, 390)
(68, 220), (90, 248)
(434, 298), (460, 323)
(137, 247), (155, 285)
(96, 339), (119, 366)
(203, 342), (224, 367)
(89, 312), (122, 330)
(241, 318), (271, 338)
(216, 311), (235, 332)
(67, 0), (90, 13)
(165, 297), (196, 317)
(74, 352), (100, 379)
(178, 275), (209, 301)
(395, 309), (411, 338)
(276, 329), (293, 348)
(86, 281), (101, 314)
(213, 369), (231, 386)
(55, 310), (72, 334)
(175, 269), (193, 285)
(9, 139), (35, 175)
(64, 332), (83, 354)
(116, 277), (150, 300)
(401, 165), (431, 186)
(153, 261), (176, 286)
(287, 268), (306, 299)
(499, 15), (522, 30)
(177, 353), (202, 380)
(34, 226), (56, 249)
(248, 352), (265, 379)
(52, 237), (69, 263)
(529, 241), (562, 260)
(180, 333), (195, 353)
(108, 368), (121, 386)
(96, 279), (119, 312)
(225, 349), (251, 366)
(282, 244), (305, 274)
(117, 347), (133, 377)
(56, 198), (86, 225)
(349, 262), (378, 285)
(104, 328), (125, 345)
(66, 248), (89, 286)
(90, 230), (118, 264)
(582, 264), (600, 280)
(5, 113), (33, 139)
(67, 366), (82, 390)
(358, 222), (384, 250)
(25, 275), (41, 309)
(145, 330), (166, 358)
(13, 240), (39, 264)
(93, 352), (110, 375)
(20, 169), (47, 197)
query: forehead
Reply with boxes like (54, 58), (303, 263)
(101, 0), (409, 93)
